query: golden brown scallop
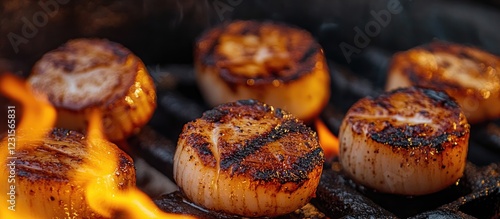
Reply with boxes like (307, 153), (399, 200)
(28, 38), (157, 141)
(339, 87), (469, 195)
(195, 20), (330, 122)
(386, 41), (500, 123)
(2, 128), (135, 218)
(174, 99), (324, 217)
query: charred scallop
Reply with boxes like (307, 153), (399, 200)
(339, 87), (470, 196)
(1, 128), (135, 218)
(173, 99), (324, 217)
(386, 41), (500, 123)
(195, 20), (330, 122)
(28, 38), (157, 141)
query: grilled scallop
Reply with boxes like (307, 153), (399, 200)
(173, 99), (324, 217)
(386, 41), (500, 123)
(195, 20), (330, 122)
(4, 128), (135, 218)
(28, 38), (157, 141)
(339, 87), (470, 196)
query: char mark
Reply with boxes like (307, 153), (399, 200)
(50, 128), (83, 140)
(185, 133), (216, 167)
(421, 88), (459, 109)
(17, 158), (71, 181)
(370, 124), (465, 152)
(253, 147), (323, 184)
(236, 99), (258, 106)
(220, 119), (309, 171)
(299, 44), (319, 63)
(201, 108), (230, 123)
(106, 41), (131, 61)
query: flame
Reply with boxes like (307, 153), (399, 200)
(0, 73), (56, 145)
(0, 73), (57, 219)
(0, 73), (194, 219)
(76, 108), (194, 219)
(315, 119), (339, 160)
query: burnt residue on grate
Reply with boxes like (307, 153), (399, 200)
(313, 161), (500, 219)
(312, 163), (397, 218)
(128, 127), (178, 181)
(155, 191), (327, 219)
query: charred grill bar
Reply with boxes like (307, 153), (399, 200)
(130, 64), (500, 218)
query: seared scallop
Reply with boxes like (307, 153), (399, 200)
(28, 38), (157, 141)
(195, 20), (330, 122)
(174, 99), (324, 217)
(339, 87), (470, 196)
(386, 41), (500, 123)
(2, 128), (135, 218)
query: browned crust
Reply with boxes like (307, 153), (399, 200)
(388, 41), (500, 99)
(179, 99), (324, 186)
(29, 38), (139, 110)
(16, 128), (135, 185)
(195, 20), (322, 85)
(346, 87), (470, 153)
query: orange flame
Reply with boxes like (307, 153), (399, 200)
(0, 73), (57, 219)
(315, 119), (339, 160)
(80, 109), (194, 218)
(0, 73), (56, 145)
(0, 73), (194, 219)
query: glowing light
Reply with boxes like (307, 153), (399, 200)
(0, 73), (194, 219)
(0, 73), (57, 219)
(314, 119), (339, 160)
(76, 109), (194, 219)
(0, 73), (56, 145)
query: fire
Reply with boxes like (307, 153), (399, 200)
(0, 73), (193, 219)
(315, 119), (339, 160)
(0, 73), (57, 219)
(80, 110), (193, 218)
(0, 73), (57, 145)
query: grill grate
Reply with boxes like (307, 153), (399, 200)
(130, 63), (500, 218)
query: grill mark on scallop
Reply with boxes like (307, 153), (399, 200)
(355, 88), (466, 151)
(174, 100), (324, 216)
(196, 20), (321, 84)
(178, 125), (216, 167)
(178, 99), (323, 184)
(219, 119), (309, 172)
(348, 87), (468, 152)
(339, 86), (470, 195)
(386, 41), (500, 123)
(421, 88), (459, 109)
(202, 99), (274, 123)
(253, 147), (324, 184)
(369, 123), (467, 152)
(15, 128), (135, 182)
(28, 38), (138, 110)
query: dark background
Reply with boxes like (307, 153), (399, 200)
(1, 0), (499, 77)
